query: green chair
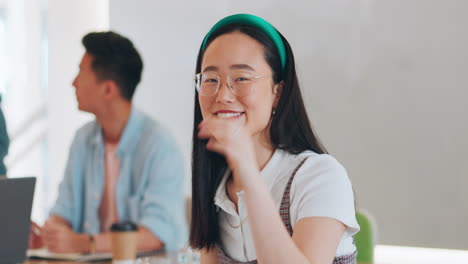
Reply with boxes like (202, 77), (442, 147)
(355, 209), (376, 263)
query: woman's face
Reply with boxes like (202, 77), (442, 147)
(198, 32), (281, 144)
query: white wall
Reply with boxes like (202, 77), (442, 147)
(1, 0), (47, 221)
(109, 0), (468, 249)
(47, 0), (108, 220)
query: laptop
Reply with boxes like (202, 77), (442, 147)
(0, 177), (36, 264)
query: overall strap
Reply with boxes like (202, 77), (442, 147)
(279, 157), (309, 235)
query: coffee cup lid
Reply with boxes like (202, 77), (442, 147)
(110, 221), (138, 232)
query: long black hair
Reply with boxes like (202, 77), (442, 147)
(190, 23), (327, 249)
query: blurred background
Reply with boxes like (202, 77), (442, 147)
(1, 0), (467, 257)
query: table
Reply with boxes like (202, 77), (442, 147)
(25, 245), (468, 264)
(25, 255), (174, 264)
(25, 249), (189, 264)
(26, 259), (373, 264)
(26, 261), (373, 264)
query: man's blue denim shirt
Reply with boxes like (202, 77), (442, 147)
(50, 107), (187, 250)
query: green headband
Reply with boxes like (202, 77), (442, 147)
(201, 14), (286, 71)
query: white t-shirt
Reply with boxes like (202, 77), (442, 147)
(214, 149), (360, 262)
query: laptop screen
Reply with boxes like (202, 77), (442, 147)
(0, 177), (36, 263)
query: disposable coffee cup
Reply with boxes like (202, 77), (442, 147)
(110, 221), (139, 264)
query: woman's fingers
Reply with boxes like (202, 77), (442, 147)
(199, 118), (243, 141)
(205, 138), (225, 154)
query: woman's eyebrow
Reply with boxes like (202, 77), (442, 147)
(202, 65), (218, 72)
(230, 64), (255, 71)
(202, 64), (255, 72)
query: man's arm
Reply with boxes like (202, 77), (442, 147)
(94, 225), (163, 252)
(40, 129), (88, 253)
(135, 133), (187, 251)
(47, 215), (71, 226)
(41, 215), (163, 253)
(49, 131), (85, 229)
(41, 215), (89, 253)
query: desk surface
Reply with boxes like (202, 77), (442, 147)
(26, 261), (106, 264)
(25, 251), (172, 264)
(26, 260), (372, 264)
(26, 261), (372, 264)
(25, 255), (170, 264)
(24, 245), (468, 264)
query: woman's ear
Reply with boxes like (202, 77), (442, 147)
(273, 81), (284, 107)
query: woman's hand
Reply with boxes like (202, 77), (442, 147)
(197, 117), (258, 176)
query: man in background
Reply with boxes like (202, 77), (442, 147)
(29, 31), (186, 253)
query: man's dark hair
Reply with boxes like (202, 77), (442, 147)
(82, 31), (143, 101)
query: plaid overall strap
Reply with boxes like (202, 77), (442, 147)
(216, 158), (308, 263)
(279, 157), (309, 235)
(279, 156), (357, 264)
(216, 156), (357, 263)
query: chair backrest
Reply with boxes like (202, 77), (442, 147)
(355, 209), (376, 263)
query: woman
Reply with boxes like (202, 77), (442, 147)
(190, 14), (359, 264)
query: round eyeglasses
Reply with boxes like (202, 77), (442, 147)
(194, 72), (264, 96)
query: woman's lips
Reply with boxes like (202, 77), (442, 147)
(214, 110), (245, 119)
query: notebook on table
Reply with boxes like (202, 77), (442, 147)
(28, 248), (165, 262)
(27, 248), (112, 261)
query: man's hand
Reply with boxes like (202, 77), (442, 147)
(28, 222), (43, 249)
(42, 220), (89, 253)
